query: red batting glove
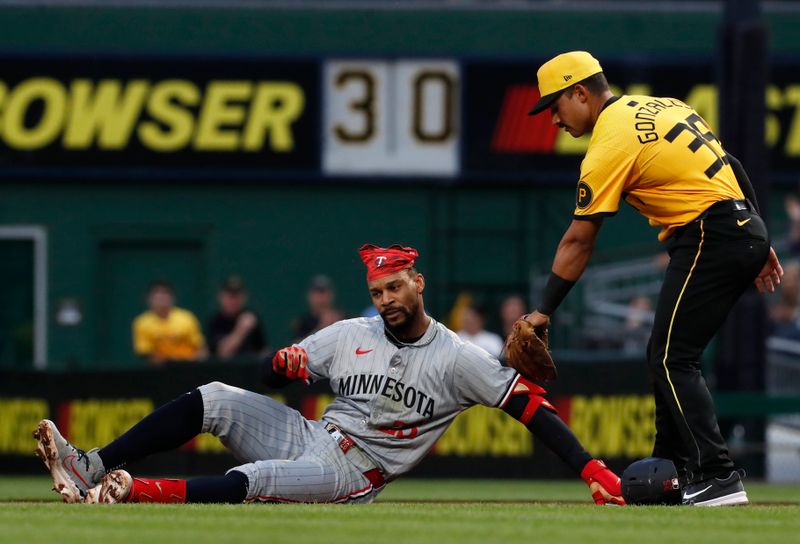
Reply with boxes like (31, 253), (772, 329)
(272, 346), (309, 381)
(581, 459), (626, 505)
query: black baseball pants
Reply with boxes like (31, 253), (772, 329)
(646, 199), (769, 484)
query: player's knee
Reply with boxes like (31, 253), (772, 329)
(201, 381), (228, 393)
(648, 352), (702, 373)
(197, 381), (237, 404)
(196, 382), (237, 434)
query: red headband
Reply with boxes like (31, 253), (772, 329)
(358, 244), (419, 281)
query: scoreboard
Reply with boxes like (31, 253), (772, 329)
(324, 60), (458, 176)
(0, 55), (798, 184)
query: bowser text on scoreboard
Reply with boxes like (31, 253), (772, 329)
(0, 78), (305, 152)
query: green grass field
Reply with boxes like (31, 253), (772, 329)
(1, 477), (799, 544)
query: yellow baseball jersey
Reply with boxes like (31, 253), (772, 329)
(575, 95), (744, 241)
(133, 307), (205, 361)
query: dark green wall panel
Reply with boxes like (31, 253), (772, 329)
(0, 6), (797, 56)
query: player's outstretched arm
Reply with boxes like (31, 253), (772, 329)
(501, 377), (624, 505)
(550, 217), (603, 283)
(522, 218), (602, 327)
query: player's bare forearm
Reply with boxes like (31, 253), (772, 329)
(550, 218), (602, 281)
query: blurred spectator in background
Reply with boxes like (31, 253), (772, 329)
(206, 276), (268, 361)
(292, 274), (344, 340)
(622, 295), (654, 354)
(446, 291), (472, 331)
(769, 261), (800, 340)
(457, 303), (504, 358)
(132, 280), (207, 366)
(767, 197), (800, 340)
(784, 194), (800, 257)
(499, 294), (527, 340)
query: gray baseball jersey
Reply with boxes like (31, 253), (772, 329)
(299, 315), (519, 480)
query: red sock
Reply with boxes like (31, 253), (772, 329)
(129, 478), (187, 503)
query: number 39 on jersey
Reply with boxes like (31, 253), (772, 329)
(323, 60), (459, 177)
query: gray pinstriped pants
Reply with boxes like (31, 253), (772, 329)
(198, 382), (381, 503)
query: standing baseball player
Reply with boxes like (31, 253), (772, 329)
(524, 51), (783, 506)
(34, 243), (624, 505)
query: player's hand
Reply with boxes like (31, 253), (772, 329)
(523, 310), (550, 340)
(523, 310), (550, 330)
(754, 246), (783, 294)
(272, 346), (309, 380)
(581, 459), (626, 506)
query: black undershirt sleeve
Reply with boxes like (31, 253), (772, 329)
(727, 153), (760, 215)
(503, 397), (592, 474)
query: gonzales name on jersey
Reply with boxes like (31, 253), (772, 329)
(576, 95), (744, 241)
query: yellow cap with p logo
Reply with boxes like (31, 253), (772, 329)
(528, 51), (603, 115)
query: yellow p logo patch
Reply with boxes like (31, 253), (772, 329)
(576, 181), (593, 209)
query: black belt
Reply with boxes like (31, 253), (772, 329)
(325, 422), (386, 489)
(697, 199), (751, 219)
(673, 199), (753, 239)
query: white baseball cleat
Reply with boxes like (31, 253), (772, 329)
(84, 485), (102, 504)
(99, 470), (133, 503)
(33, 419), (103, 503)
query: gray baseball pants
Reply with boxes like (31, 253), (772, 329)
(198, 382), (382, 503)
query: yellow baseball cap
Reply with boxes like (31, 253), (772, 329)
(528, 51), (603, 115)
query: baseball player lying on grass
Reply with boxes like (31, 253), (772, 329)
(33, 244), (624, 505)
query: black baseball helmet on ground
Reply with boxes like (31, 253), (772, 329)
(621, 457), (682, 505)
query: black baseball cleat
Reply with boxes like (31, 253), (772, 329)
(681, 470), (748, 507)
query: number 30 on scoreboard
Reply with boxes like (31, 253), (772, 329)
(323, 60), (459, 177)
